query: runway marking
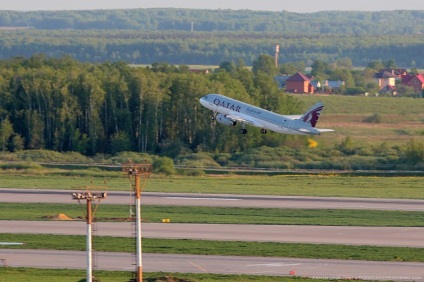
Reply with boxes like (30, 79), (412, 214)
(165, 197), (239, 201)
(0, 242), (24, 245)
(247, 263), (301, 267)
(189, 261), (207, 272)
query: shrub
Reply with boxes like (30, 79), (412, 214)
(363, 113), (382, 123)
(0, 161), (43, 170)
(109, 151), (153, 165)
(153, 156), (176, 175)
(15, 150), (92, 163)
(175, 153), (220, 168)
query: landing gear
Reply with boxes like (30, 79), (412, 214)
(240, 128), (247, 134)
(211, 112), (217, 121)
(260, 128), (267, 134)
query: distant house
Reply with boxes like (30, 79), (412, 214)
(379, 68), (408, 77)
(374, 71), (396, 88)
(379, 84), (397, 96)
(310, 80), (321, 91)
(319, 80), (345, 93)
(324, 80), (345, 88)
(285, 72), (314, 94)
(401, 74), (424, 93)
(189, 69), (210, 74)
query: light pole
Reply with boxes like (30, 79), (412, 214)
(72, 191), (107, 282)
(122, 163), (152, 282)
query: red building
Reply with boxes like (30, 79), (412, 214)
(285, 72), (314, 94)
(401, 74), (424, 93)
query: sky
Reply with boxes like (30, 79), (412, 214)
(3, 0), (424, 13)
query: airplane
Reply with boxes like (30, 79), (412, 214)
(199, 93), (334, 135)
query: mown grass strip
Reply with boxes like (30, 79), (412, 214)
(0, 268), (357, 282)
(1, 234), (423, 262)
(1, 174), (424, 199)
(1, 203), (424, 226)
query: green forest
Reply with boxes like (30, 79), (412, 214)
(0, 55), (303, 156)
(1, 9), (423, 34)
(0, 55), (423, 172)
(0, 9), (423, 66)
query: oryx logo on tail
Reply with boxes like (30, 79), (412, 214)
(301, 103), (324, 128)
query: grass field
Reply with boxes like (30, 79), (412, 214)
(292, 95), (424, 147)
(0, 268), (354, 282)
(1, 234), (423, 262)
(2, 203), (424, 227)
(1, 173), (423, 199)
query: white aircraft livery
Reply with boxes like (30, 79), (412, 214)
(199, 94), (334, 135)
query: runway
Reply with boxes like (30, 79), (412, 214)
(1, 221), (424, 247)
(2, 188), (424, 211)
(2, 188), (424, 280)
(3, 249), (424, 280)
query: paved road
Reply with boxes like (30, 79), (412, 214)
(2, 249), (424, 281)
(2, 221), (424, 247)
(2, 188), (424, 211)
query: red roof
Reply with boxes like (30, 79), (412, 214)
(401, 74), (424, 84)
(286, 72), (310, 82)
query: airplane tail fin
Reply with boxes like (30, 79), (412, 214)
(299, 102), (324, 128)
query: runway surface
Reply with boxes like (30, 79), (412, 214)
(2, 188), (424, 211)
(2, 188), (424, 280)
(2, 221), (424, 247)
(2, 249), (424, 280)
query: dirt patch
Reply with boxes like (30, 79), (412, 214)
(42, 213), (74, 220)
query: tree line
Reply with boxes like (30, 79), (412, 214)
(0, 9), (423, 67)
(0, 30), (423, 67)
(0, 9), (423, 34)
(0, 55), (303, 156)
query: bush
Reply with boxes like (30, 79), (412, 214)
(153, 156), (176, 175)
(404, 139), (424, 165)
(363, 113), (382, 123)
(109, 151), (153, 165)
(0, 161), (43, 170)
(15, 150), (92, 163)
(175, 153), (221, 168)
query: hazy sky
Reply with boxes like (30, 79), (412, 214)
(3, 0), (424, 13)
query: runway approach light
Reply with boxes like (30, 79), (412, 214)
(72, 192), (107, 200)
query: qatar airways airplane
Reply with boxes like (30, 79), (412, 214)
(199, 94), (334, 135)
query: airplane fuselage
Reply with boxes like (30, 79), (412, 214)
(200, 94), (321, 135)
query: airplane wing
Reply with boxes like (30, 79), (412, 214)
(293, 127), (334, 135)
(316, 128), (335, 133)
(283, 115), (302, 119)
(226, 113), (265, 128)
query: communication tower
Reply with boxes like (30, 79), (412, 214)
(275, 44), (280, 68)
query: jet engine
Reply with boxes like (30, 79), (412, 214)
(216, 114), (236, 126)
